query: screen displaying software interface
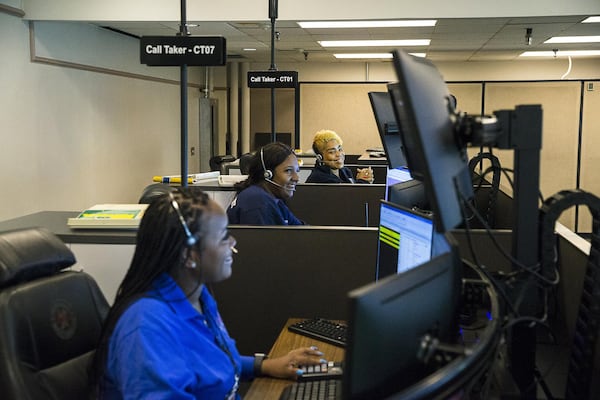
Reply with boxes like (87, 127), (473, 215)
(377, 200), (434, 278)
(385, 166), (413, 200)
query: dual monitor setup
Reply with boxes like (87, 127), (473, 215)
(283, 50), (495, 399)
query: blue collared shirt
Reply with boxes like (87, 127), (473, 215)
(227, 184), (304, 226)
(102, 273), (254, 399)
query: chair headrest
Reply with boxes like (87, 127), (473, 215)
(0, 227), (76, 288)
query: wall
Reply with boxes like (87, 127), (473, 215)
(2, 6), (600, 232)
(0, 14), (206, 221)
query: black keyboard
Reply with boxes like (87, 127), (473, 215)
(279, 379), (341, 400)
(287, 318), (347, 347)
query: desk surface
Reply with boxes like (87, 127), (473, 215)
(0, 211), (138, 245)
(245, 318), (346, 400)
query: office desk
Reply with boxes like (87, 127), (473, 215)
(245, 318), (345, 400)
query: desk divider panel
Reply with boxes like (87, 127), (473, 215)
(211, 225), (378, 355)
(286, 184), (386, 227)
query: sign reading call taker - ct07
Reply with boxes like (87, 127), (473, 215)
(140, 36), (226, 66)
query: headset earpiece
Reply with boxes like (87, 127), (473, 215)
(260, 148), (273, 180)
(169, 192), (198, 247)
(312, 143), (323, 165)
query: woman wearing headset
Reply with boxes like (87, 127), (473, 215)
(227, 142), (305, 225)
(306, 129), (374, 184)
(91, 188), (323, 399)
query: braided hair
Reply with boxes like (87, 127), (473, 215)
(90, 187), (211, 393)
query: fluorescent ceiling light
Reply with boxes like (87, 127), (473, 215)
(520, 50), (600, 57)
(334, 53), (393, 59)
(333, 53), (426, 59)
(582, 16), (600, 23)
(319, 39), (430, 47)
(243, 48), (257, 51)
(545, 36), (600, 43)
(298, 20), (436, 28)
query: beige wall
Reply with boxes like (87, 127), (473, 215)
(2, 11), (600, 233)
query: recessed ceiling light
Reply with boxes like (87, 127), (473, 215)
(520, 50), (600, 57)
(582, 16), (600, 23)
(298, 20), (437, 29)
(544, 36), (600, 44)
(319, 39), (430, 47)
(334, 53), (393, 59)
(333, 53), (426, 59)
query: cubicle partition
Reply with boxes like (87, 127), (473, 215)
(287, 183), (386, 227)
(223, 163), (387, 185)
(212, 225), (379, 355)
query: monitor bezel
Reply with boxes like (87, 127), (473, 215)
(388, 50), (473, 232)
(343, 247), (460, 399)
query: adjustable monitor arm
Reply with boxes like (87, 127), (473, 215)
(452, 104), (543, 399)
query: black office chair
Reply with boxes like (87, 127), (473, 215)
(238, 152), (255, 175)
(209, 154), (236, 172)
(0, 227), (110, 400)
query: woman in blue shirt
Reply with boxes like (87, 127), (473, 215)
(91, 188), (324, 399)
(227, 142), (305, 225)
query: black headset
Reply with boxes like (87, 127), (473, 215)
(169, 192), (197, 246)
(312, 143), (323, 164)
(260, 147), (273, 180)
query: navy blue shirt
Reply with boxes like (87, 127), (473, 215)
(306, 165), (368, 184)
(227, 185), (304, 225)
(102, 274), (254, 399)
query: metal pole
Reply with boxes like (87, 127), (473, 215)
(179, 0), (190, 187)
(269, 0), (278, 143)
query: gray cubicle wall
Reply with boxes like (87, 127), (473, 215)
(211, 225), (378, 355)
(286, 183), (386, 227)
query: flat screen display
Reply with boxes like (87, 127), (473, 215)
(376, 200), (434, 279)
(385, 166), (413, 200)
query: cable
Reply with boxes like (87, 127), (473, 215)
(461, 193), (560, 287)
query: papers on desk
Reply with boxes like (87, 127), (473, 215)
(153, 171), (220, 184)
(67, 204), (148, 229)
(218, 175), (248, 186)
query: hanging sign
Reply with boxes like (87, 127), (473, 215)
(140, 36), (226, 66)
(247, 70), (298, 88)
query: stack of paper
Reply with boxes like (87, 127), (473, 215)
(67, 204), (149, 229)
(218, 175), (248, 186)
(153, 171), (220, 184)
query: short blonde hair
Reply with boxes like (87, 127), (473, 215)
(312, 129), (343, 155)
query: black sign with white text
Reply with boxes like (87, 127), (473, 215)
(247, 71), (299, 88)
(140, 36), (226, 66)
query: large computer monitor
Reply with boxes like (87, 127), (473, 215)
(388, 50), (473, 232)
(343, 248), (460, 399)
(376, 200), (434, 279)
(368, 91), (407, 168)
(384, 166), (413, 201)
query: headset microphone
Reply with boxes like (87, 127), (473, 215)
(266, 178), (296, 191)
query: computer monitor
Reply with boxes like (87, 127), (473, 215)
(368, 91), (407, 168)
(376, 200), (434, 279)
(388, 179), (429, 211)
(384, 166), (413, 201)
(388, 50), (473, 232)
(343, 247), (460, 400)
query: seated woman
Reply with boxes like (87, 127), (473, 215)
(306, 129), (374, 184)
(227, 142), (305, 225)
(91, 188), (324, 399)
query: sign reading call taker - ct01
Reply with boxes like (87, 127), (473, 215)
(140, 36), (226, 66)
(247, 71), (298, 88)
